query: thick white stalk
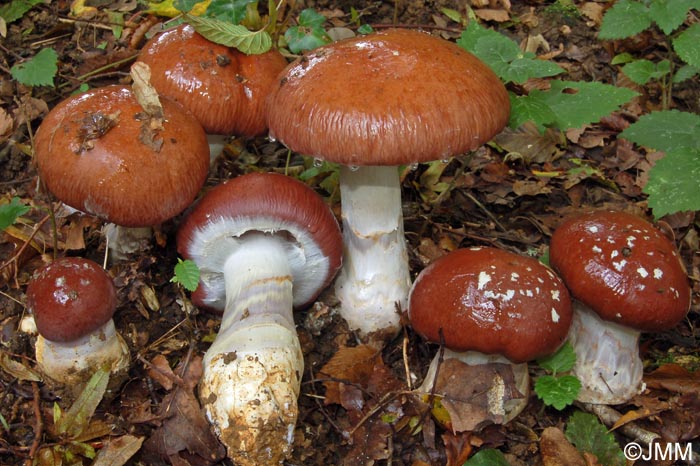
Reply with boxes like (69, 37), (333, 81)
(568, 301), (644, 404)
(200, 233), (303, 466)
(334, 165), (412, 339)
(103, 224), (153, 262)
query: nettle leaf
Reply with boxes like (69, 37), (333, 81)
(508, 92), (558, 130)
(673, 64), (699, 83)
(171, 258), (200, 292)
(565, 411), (626, 466)
(620, 110), (700, 152)
(649, 0), (700, 35)
(674, 23), (700, 68)
(537, 342), (576, 373)
(622, 59), (671, 85)
(598, 0), (652, 40)
(463, 448), (510, 466)
(184, 13), (271, 54)
(645, 149), (700, 218)
(10, 47), (58, 87)
(534, 375), (581, 410)
(0, 197), (30, 230)
(205, 0), (255, 24)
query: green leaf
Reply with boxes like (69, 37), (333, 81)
(598, 0), (652, 40)
(673, 64), (699, 83)
(0, 0), (44, 23)
(463, 448), (510, 466)
(645, 149), (700, 218)
(508, 92), (558, 130)
(611, 52), (635, 65)
(205, 0), (255, 24)
(620, 110), (700, 152)
(457, 20), (507, 53)
(674, 23), (700, 68)
(649, 0), (700, 35)
(0, 197), (30, 230)
(10, 48), (58, 87)
(285, 26), (331, 53)
(537, 342), (576, 373)
(184, 13), (271, 54)
(298, 8), (326, 28)
(357, 24), (373, 34)
(621, 59), (671, 85)
(534, 375), (581, 410)
(56, 366), (110, 438)
(565, 411), (626, 466)
(171, 258), (200, 292)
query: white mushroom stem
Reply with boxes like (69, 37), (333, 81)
(334, 165), (412, 339)
(35, 319), (130, 392)
(103, 223), (154, 262)
(418, 349), (530, 427)
(199, 233), (303, 466)
(207, 133), (226, 164)
(568, 301), (644, 404)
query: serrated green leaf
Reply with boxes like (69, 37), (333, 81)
(285, 26), (331, 53)
(184, 14), (271, 54)
(673, 64), (699, 83)
(620, 110), (700, 152)
(298, 8), (326, 28)
(645, 149), (700, 218)
(649, 0), (700, 34)
(457, 20), (517, 61)
(10, 48), (58, 87)
(598, 0), (652, 39)
(565, 411), (626, 466)
(537, 342), (576, 373)
(504, 55), (564, 84)
(611, 52), (635, 65)
(534, 375), (581, 410)
(674, 23), (700, 68)
(508, 92), (558, 131)
(171, 258), (200, 292)
(205, 0), (255, 24)
(0, 197), (30, 230)
(622, 59), (670, 85)
(463, 448), (510, 466)
(56, 366), (110, 438)
(0, 0), (44, 23)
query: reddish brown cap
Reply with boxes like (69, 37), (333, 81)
(408, 247), (572, 363)
(549, 210), (690, 331)
(34, 84), (209, 227)
(177, 172), (343, 312)
(266, 28), (510, 166)
(27, 257), (117, 342)
(138, 24), (288, 136)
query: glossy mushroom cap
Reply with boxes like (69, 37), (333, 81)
(34, 85), (209, 227)
(27, 257), (117, 342)
(549, 210), (691, 332)
(138, 24), (288, 136)
(177, 172), (343, 312)
(409, 247), (573, 363)
(267, 28), (510, 166)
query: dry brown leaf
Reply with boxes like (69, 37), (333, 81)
(493, 124), (563, 164)
(610, 407), (654, 431)
(321, 344), (380, 405)
(147, 354), (177, 390)
(580, 2), (604, 24)
(442, 431), (473, 466)
(540, 426), (586, 466)
(512, 179), (552, 196)
(0, 107), (13, 143)
(92, 435), (145, 466)
(644, 363), (700, 394)
(473, 8), (510, 22)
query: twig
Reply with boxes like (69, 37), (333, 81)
(25, 382), (43, 465)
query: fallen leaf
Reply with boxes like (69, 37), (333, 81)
(92, 435), (145, 466)
(540, 426), (586, 466)
(442, 430), (473, 466)
(147, 354), (177, 390)
(474, 8), (510, 22)
(644, 363), (700, 394)
(321, 344), (381, 406)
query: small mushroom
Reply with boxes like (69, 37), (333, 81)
(408, 247), (573, 429)
(549, 210), (691, 404)
(27, 257), (130, 399)
(176, 172), (343, 465)
(267, 28), (510, 341)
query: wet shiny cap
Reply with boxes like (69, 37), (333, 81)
(27, 258), (117, 342)
(408, 247), (573, 363)
(266, 28), (510, 166)
(549, 210), (691, 331)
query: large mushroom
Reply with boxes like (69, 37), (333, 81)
(176, 172), (343, 465)
(408, 247), (573, 430)
(34, 82), (209, 260)
(549, 210), (691, 404)
(267, 28), (510, 341)
(138, 23), (288, 158)
(26, 257), (130, 399)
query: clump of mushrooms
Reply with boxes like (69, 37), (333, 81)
(409, 247), (573, 429)
(26, 257), (130, 399)
(267, 28), (510, 341)
(177, 172), (343, 465)
(549, 210), (691, 404)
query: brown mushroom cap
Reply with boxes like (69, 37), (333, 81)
(138, 24), (288, 136)
(177, 172), (343, 312)
(266, 28), (510, 166)
(549, 210), (690, 331)
(27, 258), (118, 342)
(408, 247), (572, 363)
(34, 84), (209, 227)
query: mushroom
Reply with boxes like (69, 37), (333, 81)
(408, 247), (573, 429)
(176, 172), (343, 465)
(26, 257), (130, 399)
(549, 210), (691, 404)
(267, 28), (510, 341)
(34, 84), (209, 260)
(138, 23), (288, 159)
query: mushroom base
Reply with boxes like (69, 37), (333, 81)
(568, 301), (644, 404)
(418, 349), (530, 432)
(103, 224), (153, 262)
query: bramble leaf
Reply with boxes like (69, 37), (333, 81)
(184, 13), (271, 54)
(565, 411), (626, 466)
(598, 0), (652, 39)
(645, 149), (700, 218)
(0, 197), (30, 231)
(534, 375), (581, 410)
(674, 23), (700, 68)
(10, 48), (58, 87)
(171, 258), (201, 292)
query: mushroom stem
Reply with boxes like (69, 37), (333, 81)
(568, 301), (644, 404)
(103, 224), (154, 262)
(334, 165), (412, 339)
(199, 232), (303, 466)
